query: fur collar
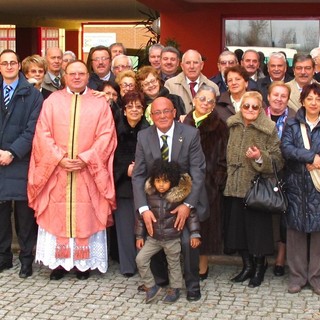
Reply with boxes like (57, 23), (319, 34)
(227, 109), (276, 136)
(145, 173), (192, 203)
(184, 109), (224, 132)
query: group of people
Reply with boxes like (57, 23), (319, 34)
(1, 42), (320, 305)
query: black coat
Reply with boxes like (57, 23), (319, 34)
(0, 73), (43, 200)
(88, 72), (115, 90)
(184, 110), (228, 254)
(135, 174), (200, 241)
(281, 107), (320, 232)
(257, 73), (293, 105)
(114, 114), (149, 198)
(145, 86), (186, 119)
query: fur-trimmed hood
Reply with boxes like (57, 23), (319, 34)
(144, 173), (192, 204)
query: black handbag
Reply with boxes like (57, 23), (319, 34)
(244, 160), (288, 214)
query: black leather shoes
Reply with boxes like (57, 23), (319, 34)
(199, 268), (209, 281)
(187, 290), (201, 302)
(273, 265), (285, 277)
(50, 268), (67, 280)
(19, 265), (32, 278)
(0, 262), (13, 273)
(76, 270), (90, 280)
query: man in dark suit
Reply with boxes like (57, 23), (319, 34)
(210, 50), (258, 94)
(257, 52), (293, 105)
(86, 45), (115, 90)
(132, 97), (208, 302)
(0, 49), (43, 278)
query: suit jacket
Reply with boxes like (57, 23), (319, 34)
(287, 79), (319, 112)
(257, 74), (293, 105)
(210, 73), (228, 93)
(314, 72), (320, 83)
(165, 72), (220, 113)
(88, 72), (116, 90)
(42, 72), (63, 92)
(132, 121), (209, 221)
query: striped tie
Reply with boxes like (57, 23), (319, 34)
(161, 135), (169, 161)
(54, 77), (60, 88)
(4, 85), (12, 106)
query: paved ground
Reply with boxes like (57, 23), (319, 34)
(1, 256), (320, 320)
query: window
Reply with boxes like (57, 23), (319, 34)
(41, 28), (65, 55)
(224, 19), (320, 64)
(0, 25), (15, 52)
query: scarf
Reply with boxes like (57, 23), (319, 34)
(192, 110), (209, 128)
(266, 106), (288, 138)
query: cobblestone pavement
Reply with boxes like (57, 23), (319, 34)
(1, 256), (320, 320)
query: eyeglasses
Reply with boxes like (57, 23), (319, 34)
(125, 104), (143, 110)
(141, 78), (158, 88)
(151, 109), (174, 117)
(63, 58), (74, 63)
(91, 57), (110, 62)
(196, 96), (216, 105)
(66, 72), (88, 77)
(241, 103), (260, 111)
(294, 66), (313, 71)
(219, 60), (236, 66)
(0, 61), (18, 67)
(113, 64), (130, 71)
(120, 83), (135, 89)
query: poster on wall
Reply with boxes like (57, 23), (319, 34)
(83, 33), (116, 52)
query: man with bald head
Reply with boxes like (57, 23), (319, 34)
(132, 96), (208, 301)
(165, 49), (219, 113)
(42, 47), (63, 92)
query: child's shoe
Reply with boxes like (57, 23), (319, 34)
(163, 288), (180, 303)
(145, 284), (162, 303)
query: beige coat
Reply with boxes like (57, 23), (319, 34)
(165, 72), (220, 113)
(287, 79), (319, 112)
(224, 110), (283, 198)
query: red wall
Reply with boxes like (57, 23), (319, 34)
(139, 0), (320, 76)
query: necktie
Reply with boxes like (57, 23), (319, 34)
(189, 82), (197, 98)
(4, 85), (12, 106)
(161, 135), (169, 161)
(54, 77), (60, 88)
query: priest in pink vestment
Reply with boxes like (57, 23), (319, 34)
(28, 60), (117, 280)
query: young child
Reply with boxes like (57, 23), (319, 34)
(135, 160), (201, 304)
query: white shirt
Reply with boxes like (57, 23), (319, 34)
(186, 76), (201, 93)
(138, 122), (175, 214)
(156, 122), (175, 162)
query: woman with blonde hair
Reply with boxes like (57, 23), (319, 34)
(224, 91), (283, 288)
(22, 54), (52, 99)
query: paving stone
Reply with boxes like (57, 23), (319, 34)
(1, 256), (320, 319)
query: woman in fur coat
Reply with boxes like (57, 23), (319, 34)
(224, 91), (283, 288)
(183, 84), (228, 280)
